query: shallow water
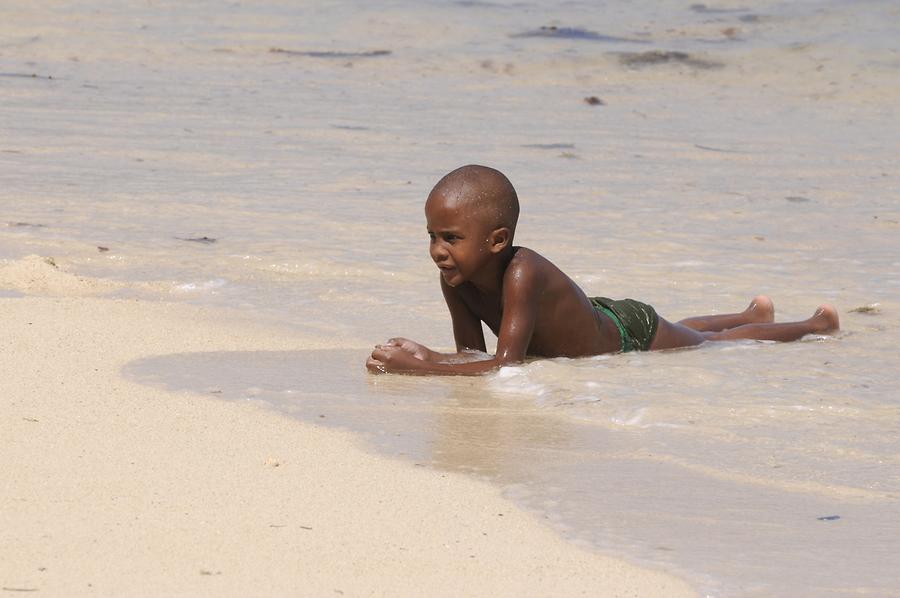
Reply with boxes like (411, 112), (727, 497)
(125, 336), (900, 597)
(4, 0), (900, 595)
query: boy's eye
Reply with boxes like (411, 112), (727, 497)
(444, 234), (459, 242)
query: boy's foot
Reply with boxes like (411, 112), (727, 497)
(746, 295), (775, 323)
(809, 304), (840, 333)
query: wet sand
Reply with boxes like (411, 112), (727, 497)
(2, 0), (899, 595)
(0, 283), (694, 596)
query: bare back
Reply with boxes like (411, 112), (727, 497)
(448, 247), (621, 358)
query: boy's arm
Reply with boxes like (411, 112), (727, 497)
(375, 337), (488, 363)
(441, 275), (487, 353)
(374, 275), (487, 363)
(367, 263), (540, 375)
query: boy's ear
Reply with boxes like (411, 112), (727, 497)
(488, 227), (511, 253)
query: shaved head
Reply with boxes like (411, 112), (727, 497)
(427, 165), (519, 235)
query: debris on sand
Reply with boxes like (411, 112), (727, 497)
(4, 222), (45, 228)
(176, 236), (217, 244)
(690, 3), (747, 14)
(512, 26), (647, 44)
(849, 304), (880, 314)
(0, 72), (53, 80)
(270, 48), (391, 59)
(521, 143), (575, 150)
(617, 50), (723, 69)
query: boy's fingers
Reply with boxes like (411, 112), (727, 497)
(366, 356), (386, 374)
(372, 346), (393, 360)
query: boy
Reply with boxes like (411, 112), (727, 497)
(366, 165), (839, 375)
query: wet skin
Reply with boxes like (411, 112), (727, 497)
(367, 166), (840, 375)
(366, 190), (621, 375)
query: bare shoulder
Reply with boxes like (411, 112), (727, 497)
(506, 246), (554, 272)
(501, 246), (603, 357)
(504, 247), (564, 286)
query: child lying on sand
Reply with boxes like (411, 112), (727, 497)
(366, 165), (839, 375)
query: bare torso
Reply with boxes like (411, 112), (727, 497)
(452, 247), (621, 358)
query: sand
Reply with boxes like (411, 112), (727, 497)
(0, 264), (695, 596)
(4, 1), (898, 593)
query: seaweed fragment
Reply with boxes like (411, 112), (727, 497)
(521, 143), (575, 149)
(695, 144), (744, 153)
(270, 48), (391, 59)
(0, 72), (53, 79)
(455, 0), (501, 7)
(176, 236), (217, 244)
(690, 4), (747, 14)
(5, 222), (45, 228)
(849, 304), (880, 314)
(512, 26), (647, 44)
(618, 50), (722, 69)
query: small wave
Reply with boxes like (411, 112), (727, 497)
(173, 278), (228, 293)
(610, 407), (648, 427)
(489, 358), (617, 403)
(491, 365), (554, 398)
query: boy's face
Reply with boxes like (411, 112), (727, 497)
(425, 192), (497, 287)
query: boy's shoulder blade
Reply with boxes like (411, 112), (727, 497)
(508, 246), (551, 270)
(504, 246), (554, 284)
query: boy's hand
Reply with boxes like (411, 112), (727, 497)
(367, 344), (425, 375)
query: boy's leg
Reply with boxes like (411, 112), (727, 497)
(678, 295), (774, 332)
(649, 318), (707, 350)
(704, 305), (839, 343)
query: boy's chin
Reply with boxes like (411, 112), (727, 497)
(440, 269), (463, 286)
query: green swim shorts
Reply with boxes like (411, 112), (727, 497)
(590, 297), (659, 353)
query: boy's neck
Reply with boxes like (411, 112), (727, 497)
(470, 245), (517, 294)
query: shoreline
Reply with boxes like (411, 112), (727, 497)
(2, 1), (898, 593)
(1, 291), (695, 596)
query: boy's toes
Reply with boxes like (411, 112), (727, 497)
(748, 295), (775, 323)
(813, 304), (840, 332)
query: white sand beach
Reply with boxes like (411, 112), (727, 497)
(3, 0), (899, 595)
(0, 259), (694, 596)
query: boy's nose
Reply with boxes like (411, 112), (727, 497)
(430, 242), (448, 263)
